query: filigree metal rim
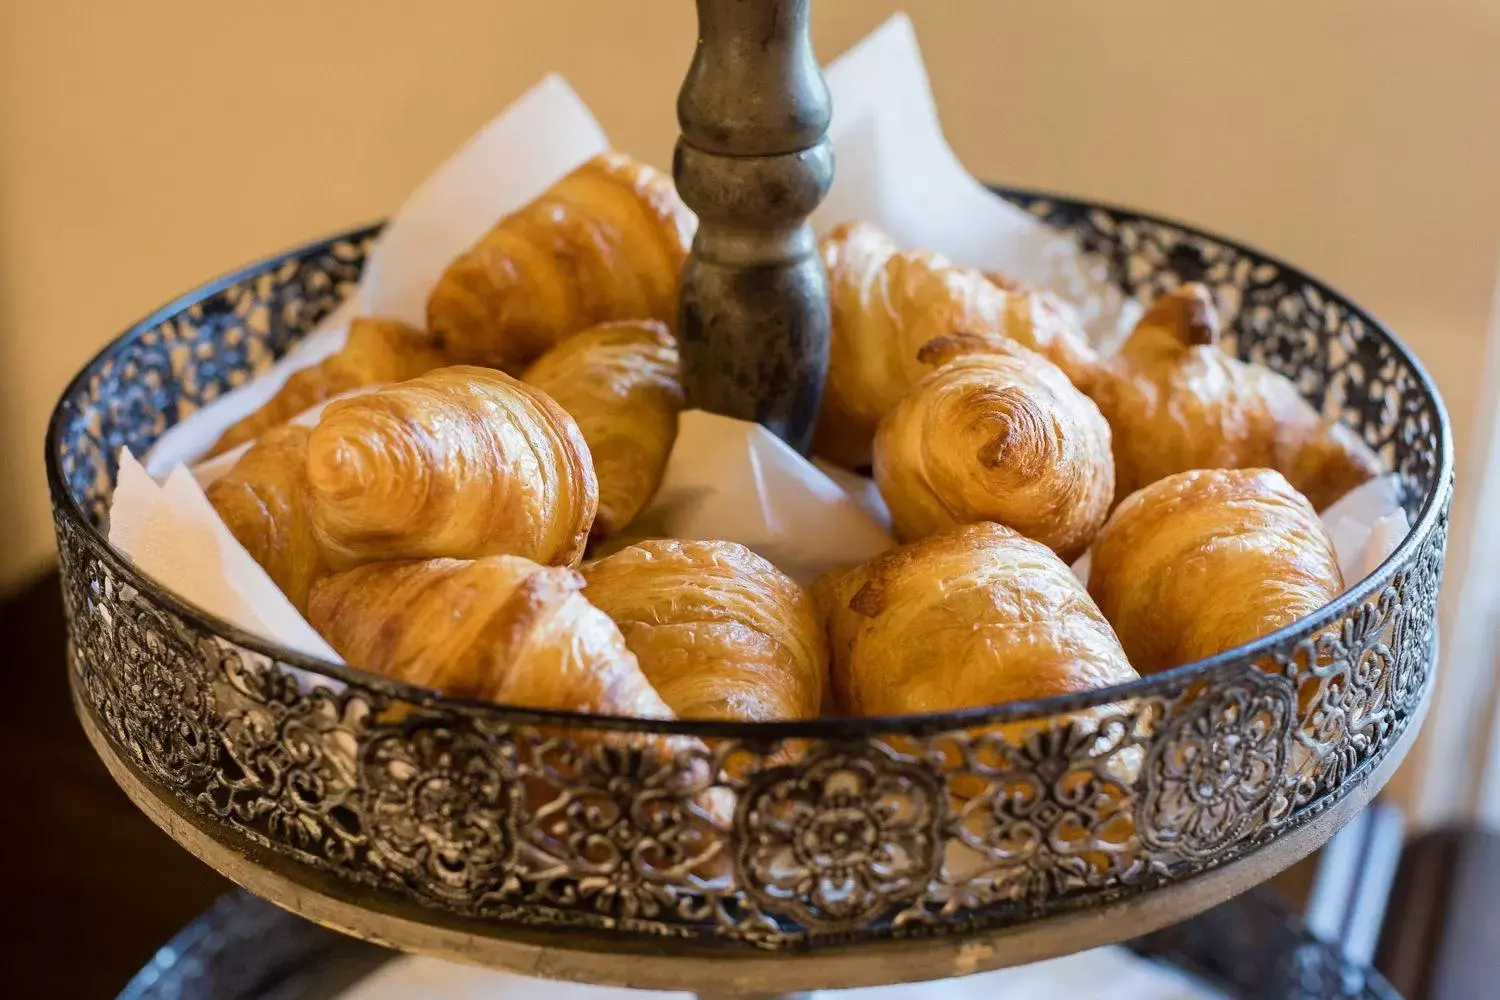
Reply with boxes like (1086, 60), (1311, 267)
(78, 674), (1427, 993)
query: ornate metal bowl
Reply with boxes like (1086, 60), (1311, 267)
(50, 189), (1451, 994)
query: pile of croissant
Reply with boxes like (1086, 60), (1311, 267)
(202, 152), (1383, 726)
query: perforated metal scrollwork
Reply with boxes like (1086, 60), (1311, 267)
(50, 195), (1451, 952)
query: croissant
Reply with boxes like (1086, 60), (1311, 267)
(522, 320), (682, 538)
(308, 556), (672, 718)
(1088, 468), (1343, 675)
(873, 336), (1114, 561)
(427, 153), (695, 373)
(205, 424), (326, 613)
(814, 221), (1098, 468)
(581, 539), (826, 722)
(306, 366), (597, 571)
(1088, 284), (1382, 509)
(207, 318), (444, 458)
(818, 521), (1137, 718)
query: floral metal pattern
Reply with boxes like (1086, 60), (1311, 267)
(51, 197), (1451, 951)
(736, 746), (943, 930)
(361, 724), (519, 905)
(1139, 672), (1295, 860)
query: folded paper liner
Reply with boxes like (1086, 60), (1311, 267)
(100, 15), (1400, 993)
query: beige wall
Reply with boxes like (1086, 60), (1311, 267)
(4, 0), (1499, 593)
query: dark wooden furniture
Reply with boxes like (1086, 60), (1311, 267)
(0, 571), (228, 996)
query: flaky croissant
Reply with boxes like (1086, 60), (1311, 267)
(873, 336), (1114, 561)
(818, 521), (1137, 718)
(814, 221), (1098, 468)
(308, 556), (672, 718)
(306, 365), (597, 570)
(581, 539), (826, 722)
(205, 423), (327, 613)
(522, 320), (682, 538)
(208, 318), (444, 458)
(1088, 284), (1382, 509)
(1088, 468), (1343, 675)
(427, 153), (696, 373)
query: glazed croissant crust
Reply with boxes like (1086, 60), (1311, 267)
(1088, 468), (1344, 675)
(873, 337), (1114, 561)
(208, 318), (444, 458)
(427, 153), (696, 373)
(818, 521), (1137, 717)
(815, 221), (1097, 468)
(308, 556), (672, 718)
(205, 423), (327, 614)
(1089, 284), (1382, 509)
(582, 539), (827, 722)
(523, 320), (682, 539)
(306, 365), (597, 571)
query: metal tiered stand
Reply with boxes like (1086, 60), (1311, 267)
(51, 3), (1448, 998)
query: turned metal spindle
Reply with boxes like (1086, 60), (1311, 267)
(674, 0), (833, 454)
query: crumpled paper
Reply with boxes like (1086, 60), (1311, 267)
(109, 450), (341, 663)
(337, 947), (1223, 1000)
(113, 11), (1404, 665)
(596, 410), (894, 586)
(1069, 473), (1410, 592)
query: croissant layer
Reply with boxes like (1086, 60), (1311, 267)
(819, 521), (1136, 717)
(1087, 467), (1344, 674)
(427, 153), (695, 373)
(815, 221), (1097, 468)
(306, 365), (597, 570)
(309, 555), (672, 718)
(1089, 284), (1382, 508)
(208, 318), (444, 458)
(874, 339), (1113, 561)
(523, 320), (682, 538)
(205, 423), (327, 613)
(582, 539), (827, 722)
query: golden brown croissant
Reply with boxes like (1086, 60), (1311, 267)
(426, 153), (695, 373)
(818, 521), (1137, 718)
(873, 336), (1114, 561)
(306, 366), (597, 571)
(1088, 284), (1382, 509)
(1088, 467), (1343, 675)
(205, 423), (327, 614)
(814, 221), (1098, 468)
(308, 555), (672, 718)
(581, 539), (826, 722)
(207, 318), (444, 458)
(522, 320), (682, 538)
